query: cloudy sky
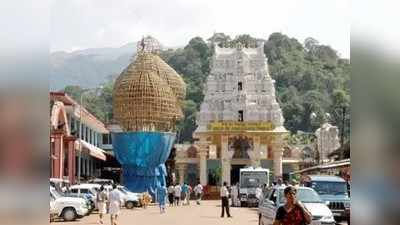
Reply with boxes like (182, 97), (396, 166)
(51, 0), (350, 58)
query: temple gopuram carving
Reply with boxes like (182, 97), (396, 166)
(175, 42), (298, 186)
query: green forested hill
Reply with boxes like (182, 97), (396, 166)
(64, 33), (350, 143)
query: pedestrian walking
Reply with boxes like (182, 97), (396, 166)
(156, 184), (168, 213)
(109, 184), (123, 225)
(231, 183), (239, 207)
(194, 182), (203, 205)
(256, 185), (263, 202)
(273, 186), (312, 225)
(181, 183), (189, 205)
(187, 184), (193, 205)
(274, 178), (286, 188)
(220, 182), (232, 218)
(168, 184), (175, 206)
(174, 184), (182, 206)
(96, 185), (108, 224)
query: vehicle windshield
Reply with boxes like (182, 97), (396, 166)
(118, 187), (128, 194)
(240, 172), (268, 188)
(50, 189), (62, 199)
(311, 181), (348, 195)
(279, 189), (322, 204)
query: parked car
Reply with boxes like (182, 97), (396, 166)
(50, 178), (70, 192)
(62, 191), (95, 212)
(50, 187), (89, 221)
(303, 175), (350, 222)
(69, 184), (101, 209)
(70, 184), (99, 199)
(117, 186), (141, 209)
(88, 178), (114, 186)
(258, 186), (336, 225)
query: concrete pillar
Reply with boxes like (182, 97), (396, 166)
(220, 135), (231, 186)
(198, 151), (208, 186)
(86, 158), (90, 177)
(195, 139), (210, 186)
(83, 158), (86, 177)
(221, 159), (231, 186)
(68, 140), (76, 184)
(251, 136), (261, 167)
(53, 135), (64, 179)
(272, 136), (284, 179)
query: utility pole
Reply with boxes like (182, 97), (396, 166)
(340, 106), (346, 160)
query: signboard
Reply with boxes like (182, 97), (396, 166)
(207, 121), (274, 131)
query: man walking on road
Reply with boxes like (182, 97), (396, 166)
(220, 182), (232, 218)
(156, 184), (167, 214)
(168, 184), (175, 206)
(181, 183), (190, 205)
(194, 182), (203, 205)
(96, 185), (108, 224)
(109, 184), (122, 225)
(174, 184), (182, 206)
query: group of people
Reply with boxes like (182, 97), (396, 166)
(96, 184), (154, 224)
(166, 182), (204, 207)
(95, 178), (310, 224)
(96, 184), (123, 225)
(220, 178), (312, 225)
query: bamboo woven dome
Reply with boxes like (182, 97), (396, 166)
(153, 55), (186, 106)
(113, 52), (183, 132)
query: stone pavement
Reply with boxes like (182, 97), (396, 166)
(53, 200), (347, 225)
(53, 200), (258, 225)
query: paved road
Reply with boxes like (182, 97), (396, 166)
(52, 200), (347, 225)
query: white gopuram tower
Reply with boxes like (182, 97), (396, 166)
(196, 42), (285, 130)
(184, 42), (288, 186)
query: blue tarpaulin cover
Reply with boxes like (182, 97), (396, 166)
(111, 131), (175, 197)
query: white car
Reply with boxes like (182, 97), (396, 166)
(117, 186), (141, 209)
(50, 178), (70, 192)
(258, 186), (335, 225)
(50, 187), (89, 221)
(69, 184), (101, 210)
(70, 184), (100, 200)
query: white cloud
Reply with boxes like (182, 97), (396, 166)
(51, 0), (349, 58)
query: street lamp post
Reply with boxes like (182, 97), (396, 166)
(340, 106), (346, 160)
(329, 106), (348, 160)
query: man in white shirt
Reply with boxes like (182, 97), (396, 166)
(168, 185), (175, 206)
(109, 184), (123, 225)
(274, 178), (286, 188)
(231, 183), (239, 207)
(193, 183), (203, 205)
(174, 184), (182, 206)
(220, 182), (232, 218)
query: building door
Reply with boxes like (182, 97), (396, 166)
(231, 164), (246, 185)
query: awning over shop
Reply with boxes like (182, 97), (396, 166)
(75, 140), (107, 161)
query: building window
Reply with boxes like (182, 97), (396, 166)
(76, 120), (81, 138)
(70, 116), (75, 132)
(102, 133), (112, 145)
(238, 82), (243, 91)
(238, 110), (244, 122)
(85, 126), (88, 142)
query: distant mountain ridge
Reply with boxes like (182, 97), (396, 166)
(50, 42), (138, 90)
